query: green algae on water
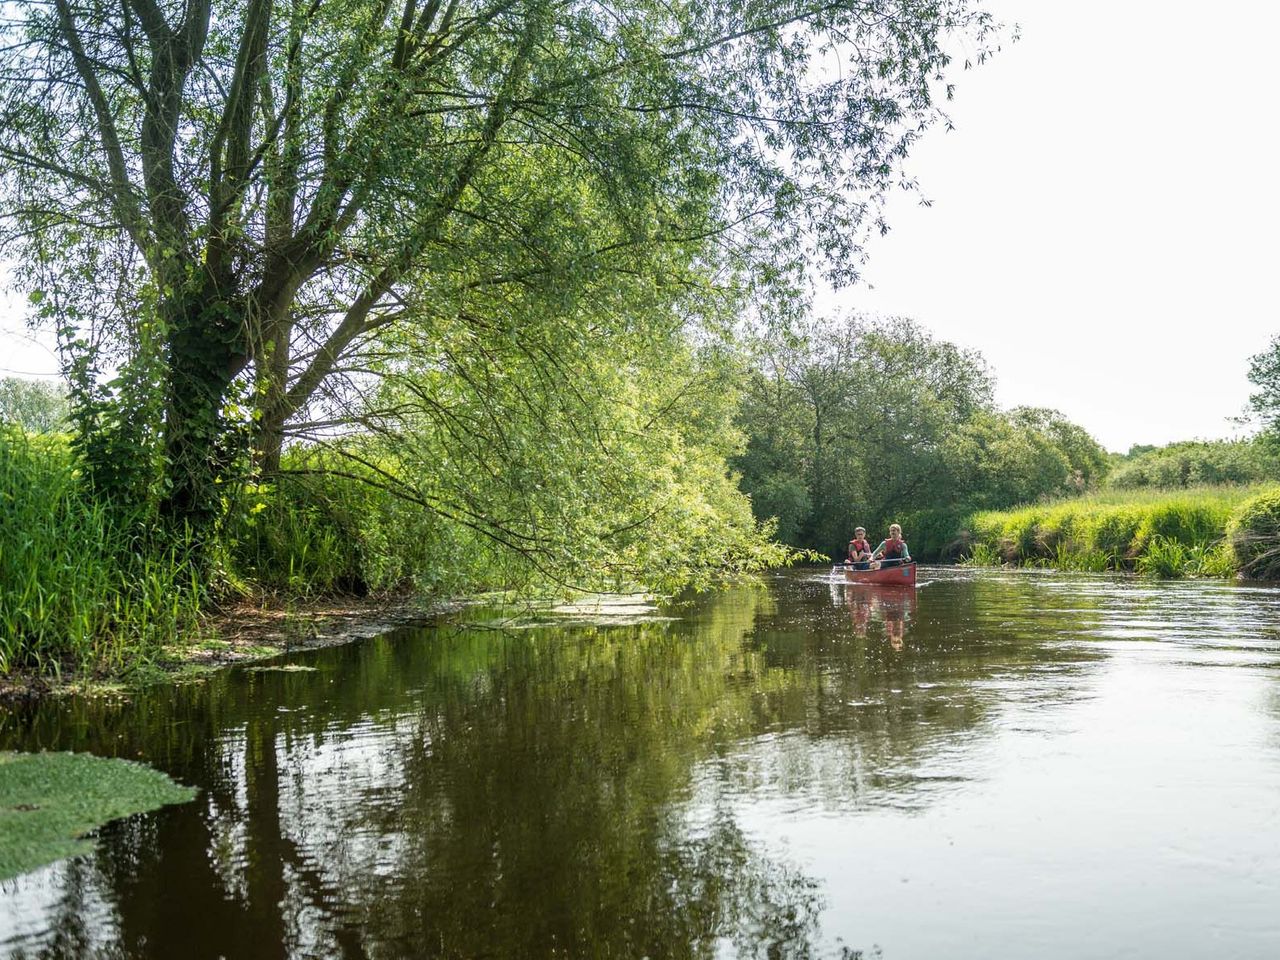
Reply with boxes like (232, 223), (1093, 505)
(0, 751), (196, 880)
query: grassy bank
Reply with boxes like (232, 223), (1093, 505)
(956, 485), (1280, 578)
(0, 429), (529, 679)
(0, 431), (203, 675)
(1, 426), (786, 683)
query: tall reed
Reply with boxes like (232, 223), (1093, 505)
(0, 429), (202, 675)
(960, 484), (1273, 579)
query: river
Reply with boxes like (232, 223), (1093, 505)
(3, 567), (1280, 958)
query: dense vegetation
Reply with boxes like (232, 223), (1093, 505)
(728, 321), (1280, 576)
(0, 0), (1002, 525)
(957, 485), (1258, 577)
(733, 315), (1109, 557)
(947, 337), (1280, 578)
(1105, 439), (1280, 489)
(3, 0), (1279, 680)
(0, 0), (1011, 676)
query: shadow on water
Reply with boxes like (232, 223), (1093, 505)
(3, 568), (1279, 958)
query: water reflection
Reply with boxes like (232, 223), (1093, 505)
(3, 569), (1280, 958)
(832, 583), (917, 648)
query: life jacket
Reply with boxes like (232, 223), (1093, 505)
(882, 537), (906, 559)
(848, 538), (871, 557)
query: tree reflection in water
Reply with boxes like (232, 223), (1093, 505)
(0, 571), (1108, 959)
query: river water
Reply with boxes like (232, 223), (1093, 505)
(3, 567), (1280, 959)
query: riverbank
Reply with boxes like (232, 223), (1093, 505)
(1, 419), (788, 685)
(0, 593), (459, 702)
(954, 484), (1280, 578)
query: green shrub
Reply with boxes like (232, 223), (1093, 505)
(1227, 488), (1280, 580)
(1108, 439), (1279, 489)
(223, 466), (468, 599)
(959, 485), (1270, 579)
(1136, 537), (1189, 579)
(901, 508), (970, 560)
(1092, 509), (1143, 561)
(1132, 501), (1232, 553)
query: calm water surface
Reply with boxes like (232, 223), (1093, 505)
(3, 567), (1280, 958)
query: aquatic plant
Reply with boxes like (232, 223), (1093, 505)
(0, 751), (195, 880)
(1136, 537), (1190, 579)
(959, 542), (1003, 567)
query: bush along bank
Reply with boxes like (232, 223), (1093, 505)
(955, 486), (1280, 579)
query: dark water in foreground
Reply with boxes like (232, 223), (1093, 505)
(3, 567), (1280, 959)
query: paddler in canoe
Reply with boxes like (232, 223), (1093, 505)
(846, 527), (873, 569)
(869, 523), (910, 569)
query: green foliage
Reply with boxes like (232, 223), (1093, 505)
(223, 464), (474, 599)
(1246, 334), (1280, 434)
(0, 303), (800, 679)
(959, 542), (1002, 567)
(0, 0), (1004, 531)
(1227, 488), (1280, 580)
(1134, 538), (1237, 580)
(1189, 542), (1238, 579)
(1135, 537), (1192, 579)
(345, 323), (796, 595)
(0, 376), (67, 433)
(961, 485), (1266, 578)
(734, 316), (1108, 557)
(1107, 439), (1279, 489)
(60, 324), (169, 511)
(0, 751), (195, 880)
(0, 429), (203, 675)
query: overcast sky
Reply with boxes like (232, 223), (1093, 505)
(3, 0), (1277, 451)
(818, 0), (1280, 451)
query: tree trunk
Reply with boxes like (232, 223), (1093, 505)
(159, 287), (243, 528)
(253, 318), (293, 476)
(256, 408), (286, 475)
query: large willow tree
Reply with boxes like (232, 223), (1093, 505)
(0, 0), (1000, 532)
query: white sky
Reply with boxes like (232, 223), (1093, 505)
(3, 0), (1278, 451)
(818, 0), (1280, 451)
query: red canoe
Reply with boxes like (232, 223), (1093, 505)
(841, 562), (917, 586)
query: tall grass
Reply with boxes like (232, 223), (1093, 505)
(959, 484), (1275, 579)
(0, 432), (501, 678)
(0, 429), (203, 675)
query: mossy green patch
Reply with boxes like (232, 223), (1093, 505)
(0, 751), (196, 880)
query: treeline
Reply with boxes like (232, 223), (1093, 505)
(730, 318), (1280, 568)
(733, 316), (1109, 558)
(1106, 439), (1280, 489)
(936, 334), (1280, 578)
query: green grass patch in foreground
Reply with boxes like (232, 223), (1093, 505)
(959, 484), (1279, 578)
(0, 751), (196, 880)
